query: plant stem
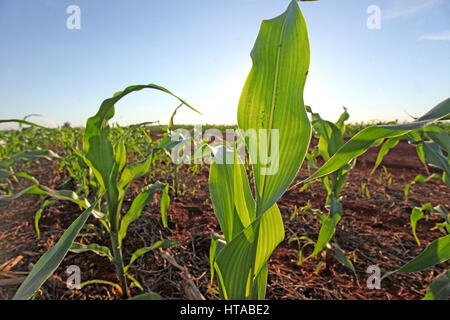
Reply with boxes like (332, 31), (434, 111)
(173, 164), (178, 196)
(110, 232), (128, 298)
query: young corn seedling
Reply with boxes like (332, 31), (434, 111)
(301, 98), (450, 298)
(410, 203), (449, 247)
(9, 84), (198, 300)
(296, 106), (358, 276)
(381, 203), (449, 300)
(209, 0), (311, 299)
(399, 203), (450, 300)
(371, 121), (449, 201)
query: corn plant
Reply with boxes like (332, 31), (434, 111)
(209, 0), (311, 299)
(9, 84), (198, 300)
(301, 98), (450, 298)
(382, 205), (449, 299)
(372, 122), (449, 201)
(301, 106), (357, 266)
(410, 203), (449, 247)
(369, 115), (449, 299)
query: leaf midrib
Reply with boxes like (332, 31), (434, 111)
(257, 11), (289, 215)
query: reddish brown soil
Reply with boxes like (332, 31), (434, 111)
(0, 139), (448, 300)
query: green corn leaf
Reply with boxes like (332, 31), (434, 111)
(422, 142), (450, 184)
(34, 199), (56, 239)
(304, 98), (450, 183)
(79, 279), (122, 292)
(160, 183), (170, 228)
(125, 240), (178, 272)
(118, 183), (166, 246)
(0, 181), (90, 213)
(335, 107), (349, 135)
(70, 242), (113, 261)
(168, 103), (184, 131)
(83, 84), (198, 189)
(406, 131), (427, 167)
(0, 183), (41, 201)
(424, 125), (450, 153)
(13, 199), (99, 300)
(83, 84), (199, 232)
(371, 137), (400, 173)
(333, 243), (356, 278)
(126, 273), (144, 291)
(237, 0), (311, 215)
(312, 211), (341, 257)
(0, 149), (60, 169)
(398, 234), (450, 273)
(0, 119), (46, 129)
(214, 203), (284, 300)
(129, 292), (162, 300)
(311, 117), (343, 161)
(422, 270), (450, 300)
(209, 147), (250, 243)
(382, 234), (450, 281)
(112, 122), (151, 183)
(209, 233), (226, 287)
(254, 263), (269, 300)
(410, 207), (424, 246)
(404, 174), (442, 200)
(312, 194), (342, 257)
(432, 205), (449, 225)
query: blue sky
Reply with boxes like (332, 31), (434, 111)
(0, 0), (449, 129)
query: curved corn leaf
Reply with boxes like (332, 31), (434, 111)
(312, 195), (342, 257)
(308, 109), (344, 161)
(79, 279), (122, 294)
(13, 199), (99, 300)
(304, 98), (450, 183)
(126, 273), (143, 291)
(35, 198), (56, 238)
(124, 240), (178, 272)
(237, 0), (311, 215)
(0, 119), (46, 129)
(336, 107), (349, 135)
(407, 131), (427, 167)
(410, 207), (424, 246)
(0, 183), (41, 201)
(333, 242), (356, 278)
(422, 141), (450, 185)
(404, 173), (442, 200)
(382, 234), (450, 281)
(424, 124), (450, 153)
(371, 137), (400, 173)
(83, 84), (198, 232)
(0, 149), (60, 169)
(118, 183), (166, 246)
(70, 242), (113, 261)
(0, 181), (89, 210)
(398, 234), (450, 273)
